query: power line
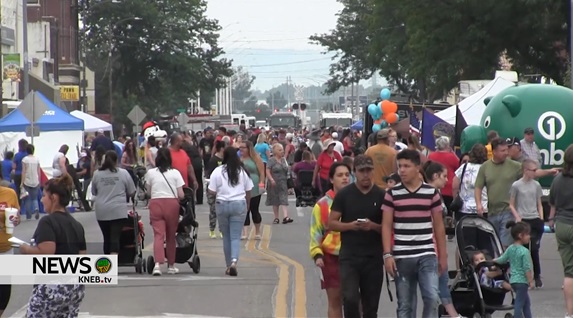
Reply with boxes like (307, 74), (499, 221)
(243, 57), (332, 68)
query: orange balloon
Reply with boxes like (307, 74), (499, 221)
(381, 100), (393, 114)
(374, 118), (383, 124)
(389, 102), (398, 114)
(384, 112), (398, 124)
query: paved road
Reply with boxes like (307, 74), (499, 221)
(2, 194), (569, 317)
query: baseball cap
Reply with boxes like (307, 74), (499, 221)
(524, 127), (534, 134)
(506, 137), (521, 147)
(354, 155), (374, 170)
(332, 132), (339, 139)
(377, 128), (390, 140)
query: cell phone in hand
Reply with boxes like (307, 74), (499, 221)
(357, 218), (367, 223)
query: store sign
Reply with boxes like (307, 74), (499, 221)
(60, 86), (80, 101)
(1, 27), (15, 46)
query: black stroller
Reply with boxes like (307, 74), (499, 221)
(133, 166), (149, 207)
(442, 215), (514, 318)
(295, 170), (319, 207)
(117, 208), (146, 274)
(147, 187), (200, 274)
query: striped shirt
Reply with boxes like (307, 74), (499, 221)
(382, 183), (443, 259)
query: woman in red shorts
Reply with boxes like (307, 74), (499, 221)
(309, 162), (350, 318)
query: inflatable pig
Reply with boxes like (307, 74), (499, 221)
(461, 84), (573, 188)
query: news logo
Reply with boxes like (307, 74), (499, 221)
(0, 255), (118, 285)
(95, 257), (112, 274)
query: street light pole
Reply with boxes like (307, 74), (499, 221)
(22, 0), (30, 95)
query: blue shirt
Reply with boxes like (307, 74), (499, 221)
(1, 160), (12, 181)
(13, 151), (27, 175)
(255, 143), (271, 163)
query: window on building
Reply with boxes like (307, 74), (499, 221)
(27, 0), (40, 5)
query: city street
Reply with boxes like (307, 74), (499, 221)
(2, 194), (568, 317)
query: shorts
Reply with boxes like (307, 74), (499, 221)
(487, 211), (514, 246)
(320, 253), (340, 290)
(555, 221), (573, 278)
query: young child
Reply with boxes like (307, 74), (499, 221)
(494, 221), (534, 318)
(342, 156), (355, 183)
(384, 173), (401, 190)
(509, 159), (544, 288)
(473, 251), (511, 291)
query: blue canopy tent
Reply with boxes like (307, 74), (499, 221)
(351, 120), (363, 130)
(0, 91), (83, 132)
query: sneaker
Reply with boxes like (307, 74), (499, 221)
(209, 231), (216, 239)
(167, 267), (179, 275)
(219, 232), (223, 238)
(229, 259), (238, 276)
(535, 277), (543, 288)
(152, 264), (162, 276)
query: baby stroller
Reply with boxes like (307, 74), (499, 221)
(295, 170), (319, 207)
(147, 187), (200, 274)
(443, 215), (514, 318)
(133, 165), (149, 207)
(117, 207), (146, 274)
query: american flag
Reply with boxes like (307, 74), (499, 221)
(409, 108), (421, 136)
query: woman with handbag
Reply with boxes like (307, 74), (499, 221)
(451, 143), (489, 221)
(145, 147), (185, 276)
(266, 143), (293, 224)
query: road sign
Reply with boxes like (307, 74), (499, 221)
(177, 112), (189, 128)
(60, 85), (80, 101)
(25, 126), (40, 137)
(127, 105), (147, 126)
(176, 108), (186, 113)
(18, 91), (50, 124)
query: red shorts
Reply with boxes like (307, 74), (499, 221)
(320, 253), (340, 289)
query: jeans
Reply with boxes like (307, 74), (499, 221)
(511, 283), (532, 318)
(23, 185), (39, 219)
(523, 218), (544, 278)
(339, 256), (384, 318)
(216, 199), (247, 266)
(488, 211), (514, 246)
(438, 268), (452, 305)
(394, 254), (440, 318)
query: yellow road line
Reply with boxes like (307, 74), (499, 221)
(253, 225), (290, 318)
(259, 225), (307, 318)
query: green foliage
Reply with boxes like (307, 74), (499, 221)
(311, 0), (568, 102)
(81, 0), (232, 124)
(231, 67), (256, 111)
(266, 91), (287, 108)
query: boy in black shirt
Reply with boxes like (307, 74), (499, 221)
(329, 154), (385, 318)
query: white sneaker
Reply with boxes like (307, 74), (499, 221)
(152, 264), (162, 276)
(167, 267), (179, 275)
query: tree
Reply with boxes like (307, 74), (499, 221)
(266, 91), (287, 109)
(231, 67), (256, 111)
(311, 0), (568, 102)
(81, 0), (232, 126)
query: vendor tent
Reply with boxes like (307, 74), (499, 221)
(0, 91), (83, 132)
(436, 77), (516, 125)
(0, 91), (83, 177)
(351, 120), (363, 130)
(70, 110), (112, 132)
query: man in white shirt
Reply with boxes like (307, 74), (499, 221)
(331, 132), (345, 156)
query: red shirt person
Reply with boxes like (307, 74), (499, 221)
(313, 141), (343, 195)
(169, 133), (198, 189)
(427, 136), (460, 204)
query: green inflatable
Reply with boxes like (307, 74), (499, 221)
(461, 84), (573, 188)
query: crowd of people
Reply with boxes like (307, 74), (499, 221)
(1, 120), (573, 317)
(307, 125), (573, 318)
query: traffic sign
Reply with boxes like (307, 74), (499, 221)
(177, 112), (189, 128)
(177, 108), (186, 113)
(127, 105), (147, 125)
(18, 91), (50, 124)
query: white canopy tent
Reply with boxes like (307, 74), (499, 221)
(70, 110), (112, 133)
(436, 77), (516, 125)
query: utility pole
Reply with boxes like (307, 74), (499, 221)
(286, 76), (290, 109)
(22, 0), (30, 95)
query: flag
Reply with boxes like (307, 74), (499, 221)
(409, 109), (421, 136)
(454, 105), (468, 148)
(421, 109), (455, 151)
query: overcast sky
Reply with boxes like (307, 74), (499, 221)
(206, 0), (343, 90)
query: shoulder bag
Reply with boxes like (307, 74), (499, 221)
(283, 157), (295, 189)
(449, 163), (467, 213)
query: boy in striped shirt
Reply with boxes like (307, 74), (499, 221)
(381, 149), (447, 318)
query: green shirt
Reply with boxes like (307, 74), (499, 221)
(474, 159), (521, 215)
(243, 158), (260, 197)
(496, 243), (532, 284)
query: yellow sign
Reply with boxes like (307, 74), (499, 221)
(60, 86), (79, 101)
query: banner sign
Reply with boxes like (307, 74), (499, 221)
(2, 53), (21, 82)
(60, 85), (80, 101)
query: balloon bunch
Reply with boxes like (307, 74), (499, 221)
(367, 88), (400, 132)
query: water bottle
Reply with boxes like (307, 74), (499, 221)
(544, 225), (555, 233)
